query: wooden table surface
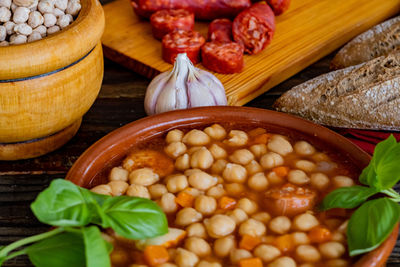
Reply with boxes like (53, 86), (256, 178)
(1, 53), (400, 266)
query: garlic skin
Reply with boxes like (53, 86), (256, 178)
(144, 53), (227, 115)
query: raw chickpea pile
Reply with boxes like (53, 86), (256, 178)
(91, 124), (358, 267)
(0, 0), (80, 45)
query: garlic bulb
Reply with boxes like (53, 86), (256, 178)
(144, 53), (227, 115)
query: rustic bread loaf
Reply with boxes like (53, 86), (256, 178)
(273, 51), (400, 131)
(331, 16), (400, 69)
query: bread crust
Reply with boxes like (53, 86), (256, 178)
(274, 52), (400, 131)
(331, 16), (400, 70)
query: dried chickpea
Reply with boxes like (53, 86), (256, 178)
(237, 198), (258, 215)
(175, 248), (199, 267)
(222, 163), (247, 183)
(310, 173), (330, 190)
(251, 212), (271, 224)
(182, 129), (210, 146)
(109, 167), (129, 182)
(55, 0), (67, 10)
(197, 261), (221, 267)
(254, 244), (281, 262)
(166, 129), (183, 143)
(32, 24), (46, 37)
(214, 235), (235, 258)
(47, 25), (60, 34)
(194, 195), (217, 215)
(175, 208), (202, 227)
(0, 6), (11, 22)
(267, 135), (293, 156)
(260, 152), (284, 169)
(108, 181), (129, 196)
(245, 160), (263, 175)
(14, 22), (32, 35)
(296, 245), (321, 262)
(224, 130), (248, 146)
(293, 213), (319, 231)
(269, 216), (291, 234)
(204, 124), (226, 140)
(27, 31), (40, 41)
(211, 159), (228, 174)
(288, 170), (310, 185)
(166, 174), (188, 193)
(229, 249), (252, 264)
(294, 141), (316, 156)
(13, 7), (29, 23)
(0, 25), (5, 41)
(175, 153), (190, 171)
(248, 172), (269, 191)
(53, 7), (64, 17)
(129, 168), (159, 186)
(184, 237), (211, 257)
(164, 141), (187, 158)
(190, 147), (214, 169)
(9, 33), (26, 43)
(207, 184), (226, 199)
(204, 214), (236, 238)
(28, 10), (43, 28)
(66, 0), (80, 16)
(228, 208), (248, 224)
(0, 0), (11, 8)
(229, 149), (254, 165)
(296, 160), (316, 172)
(209, 143), (227, 159)
(292, 232), (310, 245)
(160, 193), (178, 213)
(318, 242), (345, 259)
(250, 144), (267, 159)
(38, 0), (53, 13)
(239, 218), (266, 237)
(186, 223), (207, 239)
(4, 21), (15, 34)
(188, 171), (217, 190)
(332, 176), (354, 188)
(0, 40), (8, 46)
(91, 184), (112, 195)
(126, 184), (150, 199)
(268, 256), (296, 267)
(43, 12), (56, 27)
(225, 183), (245, 196)
(148, 184), (167, 199)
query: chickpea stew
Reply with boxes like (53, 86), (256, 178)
(90, 124), (359, 267)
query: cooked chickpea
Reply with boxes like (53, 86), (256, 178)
(251, 212), (271, 224)
(90, 184), (112, 195)
(294, 141), (316, 156)
(288, 170), (310, 185)
(332, 176), (354, 188)
(204, 214), (236, 238)
(184, 237), (211, 257)
(158, 264), (177, 267)
(166, 129), (183, 143)
(109, 167), (129, 182)
(187, 146), (202, 155)
(230, 249), (252, 264)
(225, 183), (245, 196)
(229, 149), (254, 165)
(207, 184), (226, 198)
(268, 256), (296, 267)
(182, 129), (210, 146)
(337, 220), (348, 234)
(248, 172), (269, 191)
(269, 216), (291, 234)
(164, 141), (187, 158)
(239, 218), (266, 237)
(209, 143), (227, 159)
(295, 160), (316, 172)
(312, 152), (330, 162)
(194, 195), (217, 215)
(148, 184), (167, 199)
(211, 159), (228, 174)
(267, 171), (285, 185)
(331, 232), (345, 243)
(245, 160), (263, 175)
(175, 248), (199, 267)
(310, 173), (330, 190)
(214, 235), (235, 258)
(188, 171), (218, 190)
(186, 223), (207, 239)
(182, 187), (203, 198)
(108, 181), (129, 196)
(296, 245), (321, 262)
(237, 198), (258, 215)
(166, 174), (188, 193)
(292, 232), (310, 245)
(190, 147), (214, 169)
(204, 124), (226, 140)
(175, 153), (190, 171)
(260, 152), (284, 169)
(325, 259), (349, 267)
(298, 264), (314, 267)
(250, 144), (267, 159)
(129, 168), (159, 186)
(293, 213), (319, 231)
(126, 184), (150, 199)
(176, 208), (202, 226)
(267, 135), (293, 156)
(197, 261), (221, 267)
(319, 242), (345, 259)
(160, 193), (178, 213)
(228, 208), (248, 224)
(254, 244), (281, 262)
(224, 130), (248, 146)
(222, 163), (247, 183)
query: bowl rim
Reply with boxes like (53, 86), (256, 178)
(0, 0), (104, 80)
(65, 106), (397, 266)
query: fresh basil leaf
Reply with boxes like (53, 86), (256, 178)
(26, 231), (85, 267)
(320, 186), (378, 210)
(347, 198), (400, 256)
(102, 196), (168, 240)
(82, 226), (111, 267)
(31, 179), (100, 227)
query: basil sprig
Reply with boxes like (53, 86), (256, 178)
(0, 179), (168, 267)
(321, 135), (400, 256)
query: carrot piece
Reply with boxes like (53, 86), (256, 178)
(219, 196), (237, 210)
(308, 226), (332, 243)
(175, 191), (194, 208)
(272, 166), (289, 177)
(143, 245), (170, 266)
(273, 234), (295, 252)
(248, 128), (267, 137)
(239, 257), (263, 267)
(239, 234), (261, 251)
(252, 133), (271, 144)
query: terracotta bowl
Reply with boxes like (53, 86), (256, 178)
(66, 106), (398, 266)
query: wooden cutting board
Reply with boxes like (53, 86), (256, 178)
(102, 0), (400, 106)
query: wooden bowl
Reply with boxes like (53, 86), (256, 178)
(0, 0), (105, 160)
(66, 106), (398, 266)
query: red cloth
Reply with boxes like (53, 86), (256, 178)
(336, 129), (400, 155)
